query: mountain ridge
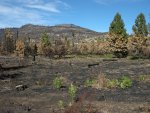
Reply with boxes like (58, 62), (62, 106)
(0, 24), (107, 42)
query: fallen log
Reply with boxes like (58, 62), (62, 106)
(88, 63), (99, 68)
(16, 84), (28, 91)
(0, 65), (31, 71)
(102, 58), (118, 61)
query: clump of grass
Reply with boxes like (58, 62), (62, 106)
(53, 76), (62, 89)
(139, 75), (150, 83)
(92, 73), (108, 89)
(84, 79), (95, 87)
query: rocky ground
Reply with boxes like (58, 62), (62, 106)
(0, 56), (150, 113)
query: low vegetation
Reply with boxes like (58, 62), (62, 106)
(58, 100), (65, 110)
(53, 76), (63, 89)
(139, 75), (150, 83)
(90, 73), (133, 89)
(0, 12), (150, 113)
(84, 79), (95, 87)
(0, 13), (150, 59)
(68, 83), (77, 102)
(119, 76), (132, 89)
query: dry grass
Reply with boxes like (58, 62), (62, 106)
(92, 73), (109, 89)
(139, 75), (150, 83)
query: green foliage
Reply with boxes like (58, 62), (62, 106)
(41, 32), (51, 46)
(84, 79), (95, 87)
(53, 77), (62, 89)
(119, 76), (132, 89)
(58, 100), (65, 109)
(132, 13), (148, 37)
(104, 76), (132, 89)
(109, 12), (127, 38)
(68, 83), (77, 100)
(109, 13), (128, 58)
(107, 79), (120, 88)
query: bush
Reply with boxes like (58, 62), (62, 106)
(53, 77), (62, 89)
(119, 76), (132, 89)
(127, 37), (150, 58)
(55, 45), (68, 58)
(109, 35), (128, 58)
(58, 100), (65, 109)
(54, 39), (69, 58)
(84, 79), (95, 87)
(42, 45), (54, 58)
(142, 46), (150, 58)
(127, 37), (145, 57)
(68, 83), (77, 101)
(107, 79), (120, 88)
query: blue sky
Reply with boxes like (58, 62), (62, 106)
(0, 0), (149, 33)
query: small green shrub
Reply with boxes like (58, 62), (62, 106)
(68, 83), (77, 100)
(119, 76), (132, 89)
(58, 100), (65, 109)
(107, 79), (119, 88)
(53, 77), (62, 89)
(84, 79), (95, 87)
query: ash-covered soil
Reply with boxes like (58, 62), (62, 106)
(0, 56), (150, 113)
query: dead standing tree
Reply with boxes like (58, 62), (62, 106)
(15, 39), (25, 66)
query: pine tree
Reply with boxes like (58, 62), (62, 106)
(109, 13), (128, 58)
(40, 32), (54, 57)
(40, 32), (51, 46)
(132, 13), (148, 37)
(109, 13), (127, 38)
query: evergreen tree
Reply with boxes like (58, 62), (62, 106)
(132, 13), (148, 37)
(109, 13), (127, 38)
(40, 32), (51, 46)
(109, 13), (128, 58)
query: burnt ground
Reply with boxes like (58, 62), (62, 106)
(0, 56), (150, 113)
